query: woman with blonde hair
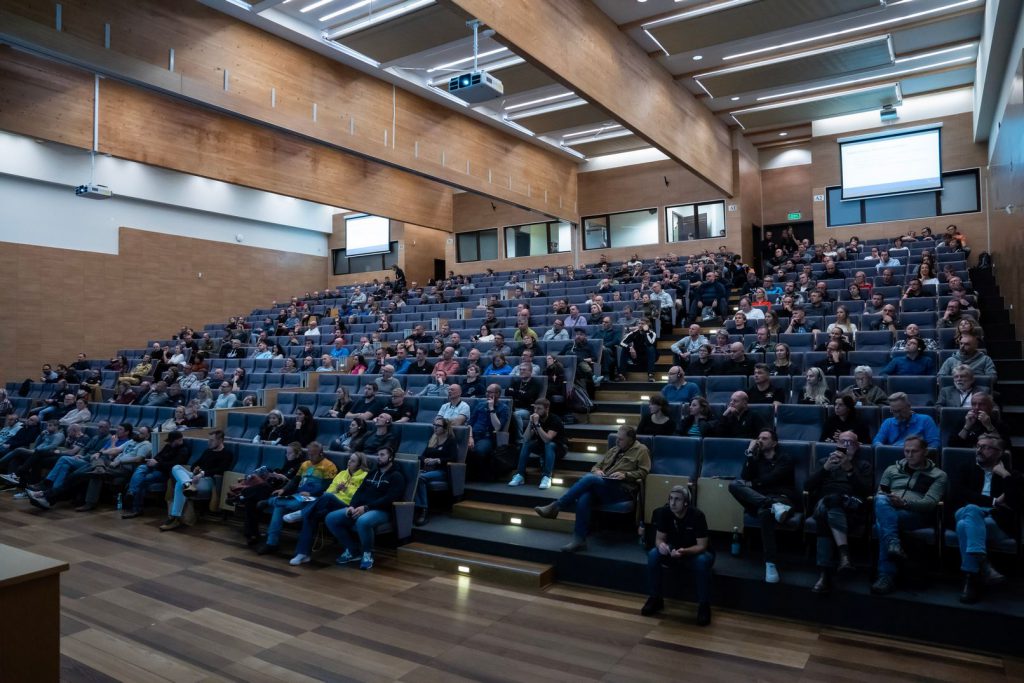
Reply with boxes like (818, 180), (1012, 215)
(288, 451), (370, 566)
(799, 367), (835, 406)
(827, 305), (858, 335)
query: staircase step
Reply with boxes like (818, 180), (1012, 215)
(452, 500), (576, 533)
(397, 542), (554, 588)
(568, 436), (611, 454)
(587, 412), (640, 426)
(563, 451), (604, 471)
(464, 480), (565, 507)
(596, 390), (655, 401)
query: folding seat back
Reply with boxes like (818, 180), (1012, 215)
(848, 351), (889, 373)
(776, 404), (826, 442)
(938, 408), (969, 448)
(404, 375), (430, 395)
(873, 446), (905, 487)
(416, 397), (447, 423)
(901, 311), (936, 328)
(242, 413), (265, 441)
(316, 374), (341, 394)
(233, 443), (262, 474)
(886, 376), (935, 407)
(706, 376), (746, 404)
(396, 422), (432, 458)
(224, 412), (247, 440)
(275, 392), (299, 416)
(695, 438), (749, 532)
(91, 403), (112, 425)
(855, 330), (894, 351)
(646, 436), (701, 522)
(295, 393), (317, 413)
(901, 297), (938, 313)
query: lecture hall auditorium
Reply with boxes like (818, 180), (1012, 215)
(1, 0), (1023, 681)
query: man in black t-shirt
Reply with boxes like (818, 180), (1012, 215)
(746, 364), (784, 407)
(508, 399), (565, 490)
(642, 486), (714, 626)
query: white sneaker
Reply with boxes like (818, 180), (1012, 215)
(508, 474), (525, 487)
(539, 476), (552, 490)
(765, 562), (780, 584)
(771, 502), (792, 523)
(289, 554), (310, 566)
(12, 491), (28, 500)
(282, 511), (303, 524)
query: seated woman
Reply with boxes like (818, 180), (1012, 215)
(484, 354), (514, 376)
(413, 417), (458, 526)
(769, 342), (797, 376)
(289, 452), (369, 566)
(326, 387), (353, 418)
(110, 381), (138, 405)
(544, 355), (568, 417)
(427, 338), (445, 358)
(710, 329), (732, 355)
(459, 364), (487, 399)
(473, 324), (495, 343)
(291, 407), (318, 447)
(331, 417), (369, 453)
(799, 367), (835, 406)
(324, 446), (406, 570)
(685, 344), (716, 377)
(161, 405), (190, 432)
(678, 397), (713, 437)
(820, 395), (871, 444)
(196, 385), (214, 409)
(638, 395), (676, 436)
(255, 410), (291, 445)
(827, 305), (858, 335)
(256, 442), (338, 555)
(839, 366), (888, 406)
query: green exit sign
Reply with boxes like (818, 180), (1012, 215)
(787, 212), (802, 220)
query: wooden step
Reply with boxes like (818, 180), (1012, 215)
(596, 390), (653, 401)
(452, 500), (576, 533)
(568, 437), (610, 453)
(587, 412), (640, 426)
(525, 469), (587, 486)
(397, 542), (555, 588)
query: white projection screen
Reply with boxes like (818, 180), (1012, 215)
(345, 214), (391, 256)
(839, 125), (942, 200)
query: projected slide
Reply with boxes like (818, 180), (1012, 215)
(345, 214), (390, 256)
(840, 127), (941, 200)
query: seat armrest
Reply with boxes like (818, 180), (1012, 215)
(393, 501), (415, 540)
(448, 462), (466, 498)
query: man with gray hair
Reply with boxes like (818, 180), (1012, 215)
(640, 485), (714, 626)
(373, 365), (401, 395)
(873, 393), (940, 449)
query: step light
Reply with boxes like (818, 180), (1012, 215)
(457, 565), (471, 574)
(551, 478), (564, 486)
(616, 418), (626, 424)
(640, 395), (651, 400)
(510, 517), (522, 525)
(587, 445), (598, 452)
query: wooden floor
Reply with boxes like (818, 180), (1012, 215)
(1, 498), (1021, 683)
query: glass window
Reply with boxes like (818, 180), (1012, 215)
(666, 201), (726, 242)
(504, 221), (574, 258)
(827, 169), (980, 227)
(332, 249), (349, 275)
(939, 171), (979, 214)
(456, 229), (498, 263)
(331, 242), (398, 273)
(583, 215), (609, 250)
(827, 187), (862, 227)
(582, 208), (658, 250)
(864, 191), (937, 223)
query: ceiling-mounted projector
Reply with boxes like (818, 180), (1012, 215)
(448, 70), (503, 103)
(75, 183), (112, 199)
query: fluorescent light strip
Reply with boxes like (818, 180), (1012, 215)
(320, 0), (370, 21)
(695, 35), (890, 80)
(566, 129), (633, 144)
(427, 56), (524, 86)
(506, 99), (586, 121)
(301, 0), (334, 13)
(755, 55), (974, 101)
(427, 47), (509, 73)
(644, 0), (758, 30)
(325, 0), (434, 39)
(642, 29), (671, 57)
(561, 124), (623, 139)
(723, 0), (981, 60)
(894, 41), (976, 63)
(732, 82), (900, 115)
(503, 119), (535, 137)
(505, 91), (576, 111)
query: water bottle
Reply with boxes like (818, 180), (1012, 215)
(637, 520), (646, 546)
(731, 526), (742, 556)
(116, 493), (123, 511)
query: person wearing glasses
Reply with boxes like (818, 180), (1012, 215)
(805, 431), (873, 594)
(413, 417), (458, 527)
(950, 434), (1021, 603)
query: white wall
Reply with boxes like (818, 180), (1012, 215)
(0, 131), (338, 256)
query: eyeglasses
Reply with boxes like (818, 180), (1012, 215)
(977, 444), (1002, 452)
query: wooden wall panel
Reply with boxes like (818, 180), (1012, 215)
(449, 0), (734, 195)
(0, 45), (93, 148)
(0, 0), (578, 219)
(761, 164), (814, 226)
(402, 223), (451, 286)
(0, 228), (325, 382)
(735, 135), (763, 262)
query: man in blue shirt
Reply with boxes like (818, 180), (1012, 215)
(466, 384), (511, 479)
(662, 367), (701, 404)
(878, 339), (935, 376)
(874, 392), (940, 449)
(688, 271), (728, 322)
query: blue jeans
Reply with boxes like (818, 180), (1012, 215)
(170, 464), (213, 517)
(471, 435), (495, 458)
(325, 508), (389, 555)
(127, 464), (168, 512)
(415, 469), (447, 508)
(516, 439), (557, 478)
(295, 495), (348, 557)
(265, 496), (312, 546)
(955, 504), (1010, 573)
(46, 455), (90, 490)
(647, 547), (715, 605)
(513, 409), (531, 435)
(874, 495), (931, 577)
(557, 474), (632, 538)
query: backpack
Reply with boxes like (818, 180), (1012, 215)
(568, 381), (594, 413)
(976, 252), (993, 270)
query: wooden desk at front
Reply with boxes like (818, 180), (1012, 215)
(0, 544), (69, 682)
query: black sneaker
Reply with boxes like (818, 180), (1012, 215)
(696, 602), (711, 627)
(871, 574), (895, 595)
(640, 596), (664, 616)
(257, 544), (278, 556)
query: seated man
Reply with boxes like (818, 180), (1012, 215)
(437, 383), (471, 426)
(948, 393), (1010, 447)
(324, 446), (406, 571)
(670, 324), (708, 366)
(871, 435), (947, 595)
(417, 368), (450, 398)
(707, 391), (766, 439)
(16, 423), (89, 495)
(806, 432), (873, 593)
(541, 319), (570, 342)
(593, 316), (622, 380)
(937, 365), (990, 408)
(662, 366), (700, 404)
(373, 364), (401, 395)
(938, 333), (997, 378)
(688, 271), (728, 322)
(257, 442), (338, 556)
(746, 364), (784, 406)
(535, 425), (650, 553)
(346, 383), (385, 421)
(506, 363), (543, 434)
(640, 485), (714, 626)
(160, 430), (233, 531)
(0, 418), (65, 489)
(874, 392), (940, 449)
(952, 434), (1021, 603)
(728, 429), (797, 584)
(28, 421), (113, 508)
(508, 398), (565, 490)
(116, 430), (191, 518)
(466, 384), (510, 479)
(879, 338), (934, 376)
(362, 413), (399, 454)
(715, 342), (755, 376)
(77, 426), (153, 512)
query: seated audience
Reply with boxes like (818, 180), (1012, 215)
(820, 396), (871, 444)
(534, 425), (650, 553)
(878, 338), (935, 376)
(288, 452), (369, 566)
(874, 392), (940, 449)
(115, 431), (191, 518)
(948, 393), (1010, 447)
(678, 397), (714, 437)
(938, 333), (996, 378)
(638, 396), (676, 436)
(839, 366), (889, 406)
(936, 365), (990, 408)
(798, 367), (835, 406)
(413, 417), (458, 526)
(746, 364), (784, 406)
(255, 409), (290, 445)
(708, 391), (766, 439)
(256, 442), (338, 556)
(662, 366), (700, 404)
(891, 323), (938, 352)
(508, 398), (566, 490)
(159, 430), (232, 531)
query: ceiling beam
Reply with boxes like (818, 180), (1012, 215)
(445, 0), (735, 196)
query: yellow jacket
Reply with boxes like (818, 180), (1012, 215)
(327, 468), (368, 505)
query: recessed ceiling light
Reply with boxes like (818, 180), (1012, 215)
(692, 55), (703, 61)
(300, 0), (334, 13)
(427, 47), (508, 73)
(730, 96), (740, 101)
(319, 0), (370, 22)
(779, 132), (788, 136)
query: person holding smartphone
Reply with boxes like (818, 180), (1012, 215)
(805, 432), (873, 594)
